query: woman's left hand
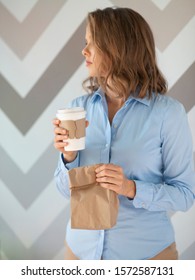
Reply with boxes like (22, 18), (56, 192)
(95, 164), (136, 199)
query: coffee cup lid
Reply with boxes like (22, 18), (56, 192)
(57, 107), (85, 114)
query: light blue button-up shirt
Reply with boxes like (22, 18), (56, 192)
(54, 88), (195, 260)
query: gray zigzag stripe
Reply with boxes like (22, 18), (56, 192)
(0, 206), (70, 260)
(0, 144), (59, 208)
(111, 0), (195, 51)
(180, 241), (195, 260)
(0, 20), (86, 135)
(0, 0), (67, 59)
(167, 62), (195, 112)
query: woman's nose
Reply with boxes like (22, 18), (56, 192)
(81, 48), (85, 56)
(82, 46), (88, 56)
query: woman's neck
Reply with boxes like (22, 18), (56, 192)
(105, 89), (126, 106)
(105, 88), (126, 123)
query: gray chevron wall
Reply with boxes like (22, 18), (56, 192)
(0, 0), (195, 260)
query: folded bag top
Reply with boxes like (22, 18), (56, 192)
(68, 164), (119, 230)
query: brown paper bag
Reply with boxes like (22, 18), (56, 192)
(68, 164), (119, 230)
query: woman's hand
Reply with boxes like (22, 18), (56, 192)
(95, 164), (136, 199)
(53, 118), (89, 163)
(53, 118), (77, 162)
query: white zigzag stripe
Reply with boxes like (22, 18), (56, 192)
(188, 106), (195, 153)
(150, 0), (171, 11)
(0, 0), (38, 22)
(0, 0), (112, 97)
(171, 203), (195, 255)
(0, 179), (68, 248)
(156, 16), (195, 90)
(0, 63), (87, 173)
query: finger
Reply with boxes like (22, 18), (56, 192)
(96, 176), (121, 186)
(54, 134), (68, 142)
(52, 118), (60, 125)
(98, 182), (117, 193)
(54, 127), (69, 135)
(96, 169), (120, 179)
(95, 164), (123, 179)
(54, 142), (69, 150)
(86, 120), (89, 127)
(54, 141), (69, 148)
(95, 164), (122, 174)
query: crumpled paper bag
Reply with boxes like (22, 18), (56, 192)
(68, 164), (119, 230)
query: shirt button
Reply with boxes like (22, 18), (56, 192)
(141, 202), (145, 208)
(105, 144), (109, 148)
(113, 124), (117, 128)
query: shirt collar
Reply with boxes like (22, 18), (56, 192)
(91, 88), (105, 103)
(125, 95), (151, 106)
(91, 87), (151, 106)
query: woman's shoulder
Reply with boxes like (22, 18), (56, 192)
(152, 94), (186, 117)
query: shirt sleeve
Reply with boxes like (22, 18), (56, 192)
(133, 101), (195, 212)
(54, 153), (79, 199)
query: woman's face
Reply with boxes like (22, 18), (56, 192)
(82, 26), (103, 77)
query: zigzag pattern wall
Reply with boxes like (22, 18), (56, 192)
(0, 0), (195, 260)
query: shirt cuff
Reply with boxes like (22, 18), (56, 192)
(132, 180), (153, 209)
(61, 153), (79, 170)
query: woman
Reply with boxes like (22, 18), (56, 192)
(53, 7), (195, 260)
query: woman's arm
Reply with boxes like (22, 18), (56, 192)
(133, 101), (195, 212)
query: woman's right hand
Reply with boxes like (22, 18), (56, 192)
(53, 118), (77, 163)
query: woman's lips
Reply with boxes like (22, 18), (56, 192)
(86, 61), (92, 66)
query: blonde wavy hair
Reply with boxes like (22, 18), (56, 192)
(82, 7), (167, 98)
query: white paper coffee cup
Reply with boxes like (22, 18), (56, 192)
(56, 107), (86, 151)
